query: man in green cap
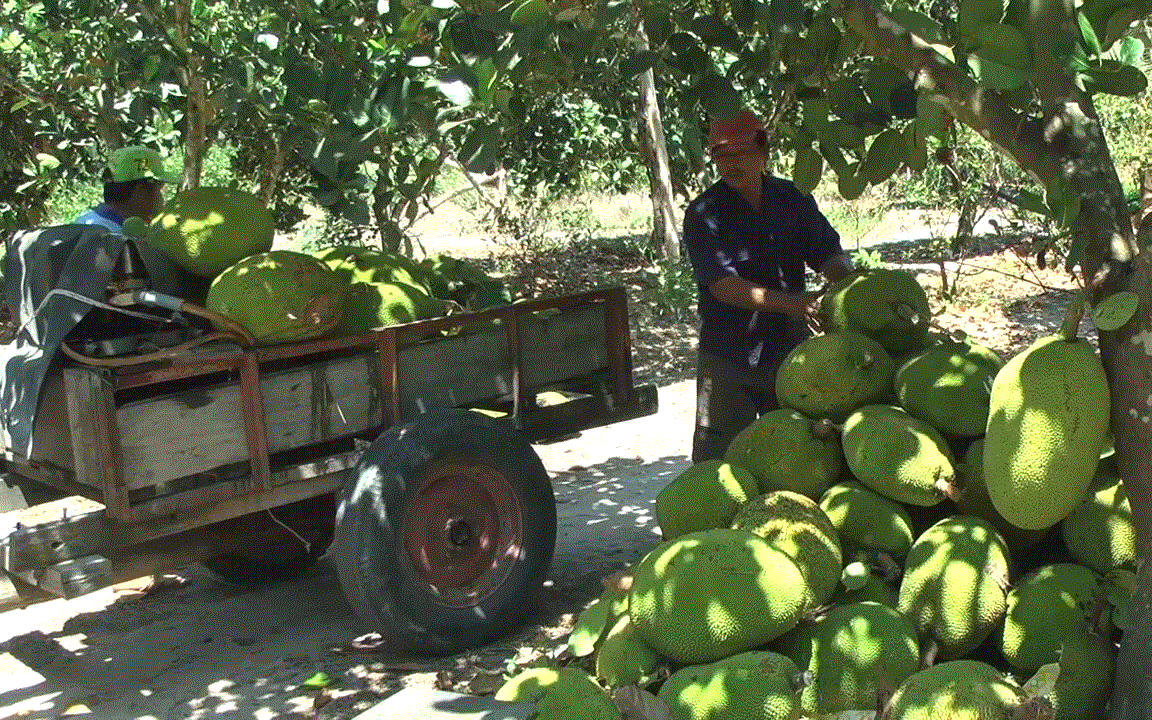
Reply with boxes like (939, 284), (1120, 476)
(73, 145), (181, 232)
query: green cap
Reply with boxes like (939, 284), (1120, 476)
(107, 146), (181, 183)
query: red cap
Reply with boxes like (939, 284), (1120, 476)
(708, 109), (763, 151)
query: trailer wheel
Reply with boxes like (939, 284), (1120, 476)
(201, 494), (336, 584)
(332, 408), (557, 656)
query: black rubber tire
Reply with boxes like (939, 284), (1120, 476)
(331, 408), (557, 656)
(201, 494), (336, 584)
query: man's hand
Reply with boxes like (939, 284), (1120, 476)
(781, 290), (825, 333)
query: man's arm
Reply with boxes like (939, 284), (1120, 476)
(709, 275), (815, 314)
(818, 252), (855, 284)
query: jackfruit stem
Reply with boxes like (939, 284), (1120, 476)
(934, 477), (963, 502)
(919, 637), (939, 670)
(789, 670), (813, 694)
(875, 553), (902, 582)
(1012, 696), (1055, 720)
(1060, 296), (1085, 341)
(811, 418), (838, 440)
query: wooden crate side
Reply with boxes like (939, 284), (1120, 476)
(115, 304), (608, 490)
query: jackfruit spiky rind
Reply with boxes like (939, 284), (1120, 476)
(882, 660), (1024, 720)
(206, 250), (347, 346)
(834, 573), (900, 608)
(1061, 471), (1137, 574)
(819, 480), (915, 557)
(841, 404), (956, 507)
(656, 651), (804, 720)
(147, 186), (275, 277)
(724, 409), (844, 499)
(568, 595), (615, 658)
(628, 528), (807, 665)
(494, 666), (621, 720)
(1047, 629), (1116, 720)
(819, 268), (932, 356)
(775, 331), (896, 423)
(656, 460), (760, 540)
(594, 614), (660, 688)
(731, 491), (843, 610)
(956, 439), (1050, 552)
(984, 335), (1111, 530)
(795, 602), (921, 715)
(337, 280), (447, 335)
(895, 341), (1003, 437)
(999, 563), (1108, 672)
(897, 516), (1012, 659)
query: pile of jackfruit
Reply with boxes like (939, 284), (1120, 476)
(498, 268), (1130, 720)
(125, 187), (510, 345)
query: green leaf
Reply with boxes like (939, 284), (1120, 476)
(1106, 36), (1145, 66)
(644, 9), (673, 47)
(769, 0), (806, 35)
(1046, 176), (1082, 230)
(691, 15), (741, 49)
(1013, 188), (1051, 217)
(510, 0), (549, 25)
(860, 129), (904, 184)
(437, 68), (475, 106)
(1091, 291), (1139, 330)
(302, 672), (332, 689)
(958, 0), (1008, 44)
(903, 123), (928, 172)
(807, 12), (842, 61)
(967, 52), (1032, 90)
(889, 8), (946, 43)
(975, 22), (1031, 69)
(458, 122), (502, 174)
(793, 145), (823, 193)
(824, 119), (866, 149)
(917, 97), (948, 142)
(802, 98), (830, 133)
(698, 73), (743, 118)
(837, 167), (868, 200)
(1084, 60), (1148, 96)
(1079, 9), (1103, 56)
(1065, 231), (1088, 272)
(619, 51), (662, 78)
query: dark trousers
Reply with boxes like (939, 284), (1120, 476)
(691, 350), (784, 464)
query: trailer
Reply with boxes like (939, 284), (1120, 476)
(0, 226), (657, 656)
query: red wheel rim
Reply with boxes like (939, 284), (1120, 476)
(402, 461), (524, 608)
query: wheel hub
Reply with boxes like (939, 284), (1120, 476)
(402, 462), (524, 607)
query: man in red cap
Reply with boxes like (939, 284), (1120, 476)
(682, 107), (854, 463)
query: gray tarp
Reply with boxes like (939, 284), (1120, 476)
(1, 224), (189, 457)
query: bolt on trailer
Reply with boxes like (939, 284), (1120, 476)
(0, 224), (658, 654)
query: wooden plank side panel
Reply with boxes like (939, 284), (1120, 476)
(114, 304), (608, 490)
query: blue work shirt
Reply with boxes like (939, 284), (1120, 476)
(682, 174), (843, 370)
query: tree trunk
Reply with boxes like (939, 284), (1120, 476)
(257, 131), (284, 209)
(173, 0), (205, 189)
(633, 11), (680, 263)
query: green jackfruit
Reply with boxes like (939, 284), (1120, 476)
(337, 280), (447, 335)
(724, 409), (843, 500)
(1000, 563), (1108, 672)
(834, 572), (900, 608)
(1061, 471), (1136, 574)
(494, 666), (621, 720)
(656, 460), (759, 540)
(594, 614), (659, 688)
(731, 491), (843, 609)
(567, 587), (627, 658)
(628, 528), (807, 665)
(956, 439), (1049, 553)
(147, 187), (275, 278)
(984, 334), (1111, 530)
(657, 651), (806, 720)
(775, 331), (895, 423)
(206, 250), (346, 345)
(786, 602), (920, 716)
(842, 404), (957, 506)
(313, 245), (421, 286)
(819, 480), (915, 558)
(881, 660), (1027, 720)
(895, 341), (1003, 437)
(1046, 629), (1116, 720)
(819, 269), (932, 356)
(898, 515), (1012, 659)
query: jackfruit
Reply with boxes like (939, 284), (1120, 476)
(494, 666), (621, 720)
(819, 268), (932, 356)
(206, 250), (347, 345)
(594, 614), (659, 688)
(819, 480), (915, 558)
(898, 515), (1012, 659)
(834, 572), (900, 608)
(657, 651), (806, 720)
(1047, 629), (1116, 720)
(628, 528), (807, 664)
(313, 245), (421, 286)
(984, 334), (1111, 530)
(147, 187), (275, 278)
(841, 404), (957, 506)
(1061, 471), (1136, 574)
(775, 331), (896, 423)
(881, 660), (1028, 720)
(1000, 563), (1108, 672)
(724, 410), (843, 499)
(567, 587), (628, 658)
(956, 439), (1049, 553)
(730, 491), (843, 609)
(337, 280), (447, 335)
(895, 340), (1003, 437)
(656, 460), (759, 540)
(786, 602), (920, 716)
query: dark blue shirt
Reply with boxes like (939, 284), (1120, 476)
(682, 175), (843, 370)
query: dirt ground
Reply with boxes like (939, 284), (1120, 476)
(0, 207), (1083, 720)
